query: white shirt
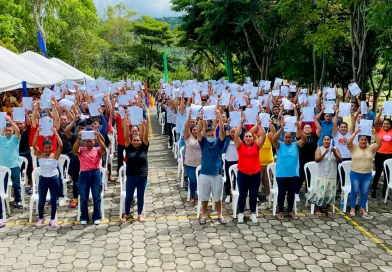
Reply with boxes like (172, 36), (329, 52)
(166, 107), (176, 124)
(38, 158), (58, 177)
(225, 141), (238, 162)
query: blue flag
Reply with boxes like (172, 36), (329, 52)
(37, 30), (48, 58)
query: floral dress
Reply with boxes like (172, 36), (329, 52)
(307, 146), (337, 206)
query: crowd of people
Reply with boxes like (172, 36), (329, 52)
(0, 78), (391, 228)
(156, 79), (391, 223)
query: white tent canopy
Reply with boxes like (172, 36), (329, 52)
(20, 51), (88, 82)
(50, 57), (94, 81)
(0, 46), (64, 90)
(0, 70), (24, 93)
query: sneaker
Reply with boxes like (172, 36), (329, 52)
(58, 198), (67, 207)
(0, 220), (5, 228)
(35, 218), (44, 227)
(26, 187), (33, 195)
(80, 221), (88, 225)
(225, 195), (231, 204)
(49, 220), (57, 228)
(250, 213), (258, 224)
(295, 194), (300, 202)
(238, 213), (244, 223)
(93, 220), (100, 225)
(69, 200), (77, 208)
(15, 202), (23, 209)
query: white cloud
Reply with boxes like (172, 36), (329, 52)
(93, 0), (183, 18)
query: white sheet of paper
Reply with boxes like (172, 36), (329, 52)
(129, 106), (143, 125)
(259, 113), (270, 128)
(65, 95), (75, 102)
(274, 77), (283, 85)
(220, 93), (230, 106)
(302, 107), (314, 122)
(324, 102), (335, 114)
(94, 92), (104, 105)
(289, 85), (296, 92)
(382, 101), (392, 115)
(282, 98), (292, 110)
(298, 93), (307, 104)
(280, 86), (289, 96)
(12, 107), (25, 122)
(118, 107), (126, 119)
(250, 99), (259, 109)
(39, 118), (53, 136)
(81, 131), (96, 140)
(284, 116), (297, 133)
(249, 87), (258, 98)
(348, 83), (361, 96)
(245, 108), (258, 125)
(230, 111), (241, 127)
(359, 120), (373, 136)
(22, 97), (32, 110)
(209, 96), (217, 105)
(326, 88), (336, 100)
(88, 103), (101, 117)
(59, 99), (74, 110)
(258, 96), (265, 107)
(234, 92), (246, 106)
(202, 105), (216, 120)
(339, 103), (351, 117)
(189, 104), (202, 119)
(118, 95), (129, 106)
(361, 101), (368, 114)
(193, 93), (201, 104)
(264, 81), (271, 90)
(271, 90), (280, 97)
(307, 95), (317, 108)
(40, 94), (51, 109)
(0, 112), (6, 128)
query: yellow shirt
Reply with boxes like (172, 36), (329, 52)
(259, 136), (274, 166)
(349, 144), (377, 173)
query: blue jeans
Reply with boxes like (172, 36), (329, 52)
(38, 175), (59, 220)
(37, 159), (63, 197)
(125, 176), (147, 215)
(0, 166), (21, 219)
(78, 170), (102, 222)
(184, 165), (197, 198)
(350, 171), (372, 209)
(237, 170), (261, 213)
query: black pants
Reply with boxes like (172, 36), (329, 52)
(167, 123), (175, 146)
(372, 152), (392, 194)
(224, 160), (238, 196)
(237, 170), (261, 213)
(277, 177), (297, 213)
(20, 152), (33, 187)
(70, 156), (80, 199)
(117, 144), (126, 173)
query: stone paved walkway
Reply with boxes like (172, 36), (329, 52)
(1, 108), (392, 271)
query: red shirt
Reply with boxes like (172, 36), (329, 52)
(237, 142), (261, 174)
(115, 115), (125, 145)
(30, 125), (57, 153)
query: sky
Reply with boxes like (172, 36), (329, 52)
(93, 0), (183, 18)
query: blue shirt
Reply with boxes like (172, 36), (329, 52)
(318, 120), (333, 146)
(276, 141), (299, 178)
(199, 136), (225, 175)
(364, 110), (375, 122)
(0, 135), (20, 168)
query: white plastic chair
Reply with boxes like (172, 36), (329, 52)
(161, 112), (166, 135)
(383, 159), (392, 203)
(172, 127), (178, 158)
(118, 164), (147, 219)
(30, 147), (37, 170)
(267, 163), (297, 216)
(222, 154), (226, 182)
(18, 156), (28, 208)
(0, 166), (11, 222)
(304, 162), (318, 214)
(77, 168), (106, 221)
(58, 155), (71, 201)
(338, 161), (368, 213)
(178, 146), (185, 188)
(108, 134), (115, 173)
(29, 168), (58, 223)
(99, 153), (110, 190)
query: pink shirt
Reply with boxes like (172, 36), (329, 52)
(79, 147), (102, 171)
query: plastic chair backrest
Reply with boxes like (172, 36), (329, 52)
(19, 156), (28, 169)
(228, 164), (238, 192)
(119, 165), (126, 192)
(304, 161), (318, 190)
(0, 167), (11, 196)
(108, 135), (115, 155)
(384, 159), (392, 187)
(31, 167), (40, 195)
(58, 155), (70, 180)
(179, 146), (185, 161)
(100, 167), (108, 187)
(30, 147), (37, 169)
(196, 165), (201, 191)
(172, 127), (177, 140)
(338, 161), (351, 189)
(267, 163), (277, 190)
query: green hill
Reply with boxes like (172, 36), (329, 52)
(155, 16), (182, 30)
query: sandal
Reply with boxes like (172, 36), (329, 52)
(361, 212), (369, 218)
(315, 211), (323, 217)
(327, 211), (333, 217)
(277, 213), (284, 220)
(217, 217), (227, 225)
(199, 217), (207, 225)
(349, 212), (355, 216)
(189, 198), (195, 206)
(138, 214), (145, 223)
(120, 214), (128, 223)
(289, 213), (299, 220)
